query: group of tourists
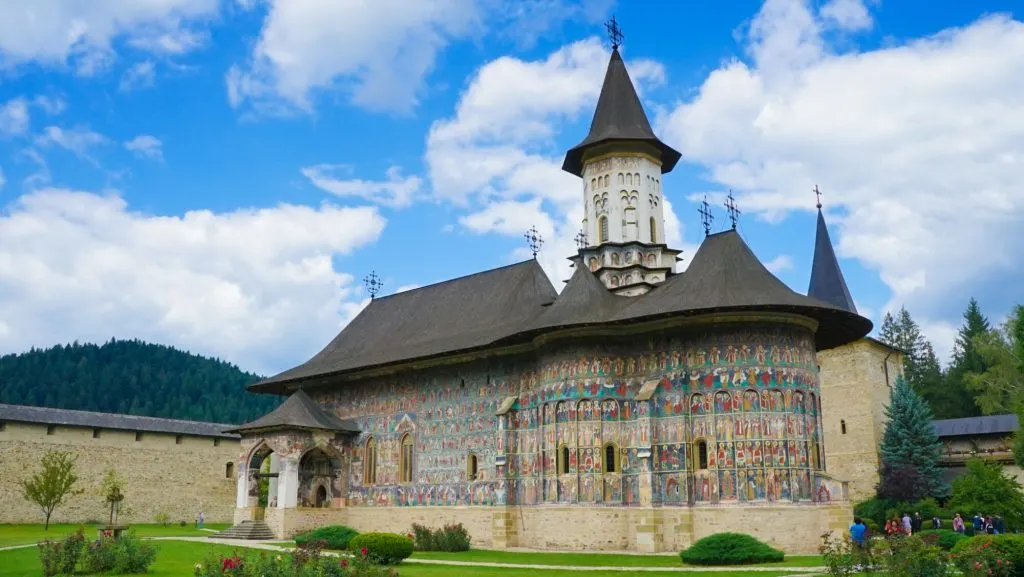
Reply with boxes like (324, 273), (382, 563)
(873, 511), (1007, 538)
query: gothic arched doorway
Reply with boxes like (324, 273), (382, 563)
(315, 485), (328, 507)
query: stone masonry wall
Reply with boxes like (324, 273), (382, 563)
(818, 339), (904, 502)
(0, 421), (240, 524)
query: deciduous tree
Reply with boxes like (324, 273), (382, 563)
(20, 451), (84, 530)
(948, 458), (1024, 529)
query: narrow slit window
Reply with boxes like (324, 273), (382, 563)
(560, 445), (570, 475)
(225, 462), (234, 479)
(599, 216), (609, 243)
(696, 440), (708, 470)
(649, 217), (657, 243)
(840, 419), (847, 435)
(400, 434), (413, 483)
(92, 429), (101, 439)
(467, 454), (478, 481)
(604, 444), (617, 473)
(364, 438), (377, 485)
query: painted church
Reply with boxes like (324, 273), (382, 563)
(227, 39), (892, 554)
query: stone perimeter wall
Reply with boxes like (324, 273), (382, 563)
(0, 421), (239, 524)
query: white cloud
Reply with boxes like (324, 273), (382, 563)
(820, 0), (873, 31)
(0, 188), (386, 375)
(124, 134), (164, 161)
(36, 126), (107, 161)
(0, 0), (219, 74)
(32, 95), (66, 115)
(120, 61), (157, 91)
(765, 254), (794, 274)
(425, 37), (694, 285)
(660, 0), (1024, 350)
(0, 98), (30, 137)
(227, 0), (482, 114)
(302, 165), (421, 208)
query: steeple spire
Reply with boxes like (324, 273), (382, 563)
(561, 35), (681, 177)
(808, 192), (857, 313)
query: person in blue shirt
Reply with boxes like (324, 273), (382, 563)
(850, 517), (867, 546)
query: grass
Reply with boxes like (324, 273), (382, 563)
(0, 523), (229, 548)
(411, 550), (826, 568)
(0, 540), (823, 576)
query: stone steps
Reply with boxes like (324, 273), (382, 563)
(210, 520), (276, 540)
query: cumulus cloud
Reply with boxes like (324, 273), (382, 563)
(32, 95), (67, 116)
(35, 126), (107, 162)
(0, 98), (30, 137)
(120, 61), (157, 92)
(425, 37), (695, 286)
(302, 165), (421, 208)
(0, 0), (219, 74)
(0, 188), (386, 374)
(659, 0), (1024, 361)
(124, 135), (164, 161)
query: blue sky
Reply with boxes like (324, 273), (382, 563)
(1, 0), (1022, 375)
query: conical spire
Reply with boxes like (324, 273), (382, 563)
(808, 209), (857, 313)
(562, 47), (681, 177)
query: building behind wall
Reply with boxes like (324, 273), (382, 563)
(0, 403), (240, 524)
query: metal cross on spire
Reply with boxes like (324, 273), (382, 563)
(724, 191), (741, 230)
(525, 226), (544, 259)
(574, 229), (588, 251)
(363, 270), (383, 300)
(814, 184), (823, 209)
(605, 16), (624, 50)
(698, 195), (714, 237)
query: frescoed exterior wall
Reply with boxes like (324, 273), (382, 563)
(294, 320), (839, 509)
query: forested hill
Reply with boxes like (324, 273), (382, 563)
(0, 339), (279, 424)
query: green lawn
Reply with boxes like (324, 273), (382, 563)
(0, 523), (229, 548)
(0, 541), (817, 576)
(412, 550), (825, 568)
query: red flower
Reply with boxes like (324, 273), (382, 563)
(222, 557), (238, 570)
(340, 559), (349, 568)
(361, 547), (368, 557)
(407, 533), (413, 539)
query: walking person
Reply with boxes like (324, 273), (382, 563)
(902, 513), (912, 535)
(952, 513), (966, 534)
(850, 517), (868, 570)
(198, 511), (205, 529)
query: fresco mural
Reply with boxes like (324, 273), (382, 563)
(303, 322), (833, 508)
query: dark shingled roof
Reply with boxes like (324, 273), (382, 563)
(611, 230), (873, 349)
(808, 209), (857, 313)
(562, 47), (681, 177)
(254, 260), (557, 391)
(933, 414), (1019, 437)
(530, 263), (622, 330)
(0, 403), (239, 439)
(225, 390), (358, 434)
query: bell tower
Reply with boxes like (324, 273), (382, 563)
(562, 18), (682, 296)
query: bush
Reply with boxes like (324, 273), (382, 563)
(154, 512), (170, 526)
(82, 531), (157, 574)
(193, 548), (397, 577)
(36, 529), (87, 576)
(349, 533), (414, 565)
(680, 533), (784, 566)
(952, 535), (1024, 577)
(820, 531), (876, 577)
(880, 535), (949, 577)
(295, 525), (360, 550)
(917, 529), (968, 551)
(410, 523), (471, 552)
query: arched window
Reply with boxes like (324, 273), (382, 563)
(603, 443), (617, 473)
(364, 437), (377, 485)
(559, 444), (570, 475)
(649, 217), (657, 243)
(400, 434), (413, 483)
(840, 419), (847, 435)
(225, 462), (234, 479)
(695, 439), (709, 470)
(598, 216), (609, 243)
(618, 172), (624, 185)
(591, 178), (597, 190)
(811, 440), (821, 471)
(467, 454), (478, 481)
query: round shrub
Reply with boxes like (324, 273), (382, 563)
(294, 525), (360, 550)
(680, 532), (784, 566)
(349, 532), (414, 565)
(917, 529), (967, 551)
(951, 535), (1024, 577)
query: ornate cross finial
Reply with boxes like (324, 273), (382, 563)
(724, 191), (741, 230)
(525, 226), (544, 259)
(698, 195), (714, 237)
(363, 271), (383, 300)
(574, 229), (588, 251)
(605, 16), (624, 50)
(814, 184), (823, 209)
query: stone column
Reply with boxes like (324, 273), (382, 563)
(277, 458), (299, 509)
(235, 468), (248, 508)
(491, 414), (519, 548)
(633, 396), (664, 553)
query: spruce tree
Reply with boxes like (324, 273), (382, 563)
(943, 298), (989, 418)
(879, 375), (948, 500)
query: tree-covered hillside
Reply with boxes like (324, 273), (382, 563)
(0, 339), (279, 424)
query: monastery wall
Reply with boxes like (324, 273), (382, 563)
(0, 420), (239, 524)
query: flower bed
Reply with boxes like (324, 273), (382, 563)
(194, 540), (397, 577)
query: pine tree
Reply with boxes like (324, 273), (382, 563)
(943, 298), (989, 418)
(879, 375), (948, 500)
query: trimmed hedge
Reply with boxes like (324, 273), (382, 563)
(349, 533), (414, 565)
(294, 525), (360, 550)
(680, 532), (784, 566)
(951, 535), (1024, 577)
(917, 529), (968, 551)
